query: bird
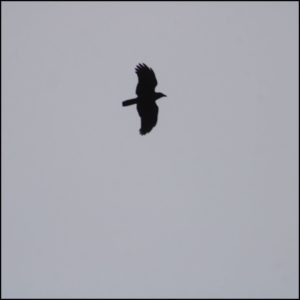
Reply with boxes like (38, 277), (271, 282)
(122, 63), (166, 135)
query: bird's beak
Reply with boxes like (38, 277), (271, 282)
(162, 94), (167, 97)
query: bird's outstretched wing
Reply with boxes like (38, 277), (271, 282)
(139, 109), (158, 135)
(135, 63), (157, 97)
(138, 103), (159, 135)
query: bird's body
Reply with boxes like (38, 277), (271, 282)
(122, 63), (166, 135)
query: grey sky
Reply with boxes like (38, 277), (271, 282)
(2, 2), (299, 298)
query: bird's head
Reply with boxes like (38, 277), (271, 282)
(155, 92), (167, 100)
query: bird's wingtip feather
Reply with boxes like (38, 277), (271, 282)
(136, 63), (149, 70)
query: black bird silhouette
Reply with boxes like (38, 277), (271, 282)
(122, 63), (166, 135)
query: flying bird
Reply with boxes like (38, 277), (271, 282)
(122, 63), (166, 135)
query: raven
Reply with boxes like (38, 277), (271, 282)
(122, 63), (166, 135)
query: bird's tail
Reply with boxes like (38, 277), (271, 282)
(122, 98), (138, 106)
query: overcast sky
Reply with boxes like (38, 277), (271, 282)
(2, 2), (299, 298)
